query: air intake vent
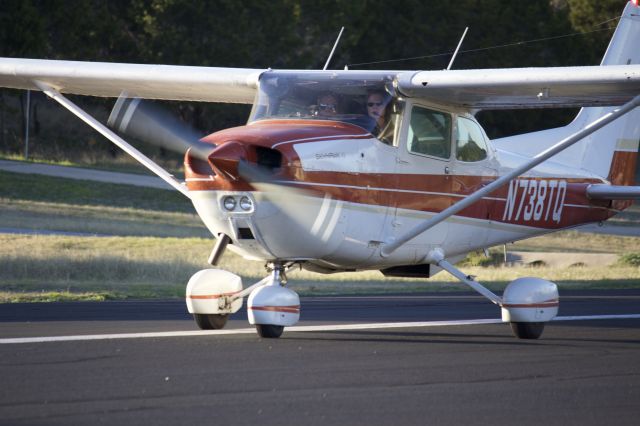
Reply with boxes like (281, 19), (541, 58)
(238, 227), (255, 239)
(255, 147), (282, 170)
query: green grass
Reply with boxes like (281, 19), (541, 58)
(0, 152), (185, 177)
(0, 291), (115, 303)
(619, 252), (640, 267)
(511, 230), (640, 254)
(0, 170), (208, 237)
(0, 170), (191, 212)
(0, 198), (209, 237)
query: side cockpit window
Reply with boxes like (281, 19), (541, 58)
(407, 106), (452, 159)
(455, 117), (488, 162)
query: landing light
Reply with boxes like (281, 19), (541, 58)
(223, 196), (237, 211)
(633, 0), (639, 7)
(239, 196), (253, 211)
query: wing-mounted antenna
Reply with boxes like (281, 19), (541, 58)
(446, 27), (469, 70)
(323, 26), (345, 70)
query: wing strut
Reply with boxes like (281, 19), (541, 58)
(34, 81), (190, 198)
(430, 249), (502, 305)
(381, 93), (640, 257)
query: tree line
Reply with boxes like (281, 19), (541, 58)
(0, 0), (628, 161)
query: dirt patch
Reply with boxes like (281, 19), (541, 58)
(507, 251), (618, 268)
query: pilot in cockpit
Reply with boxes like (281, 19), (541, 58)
(315, 92), (340, 117)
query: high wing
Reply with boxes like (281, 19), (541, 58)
(2, 57), (640, 110)
(395, 65), (640, 109)
(0, 58), (265, 104)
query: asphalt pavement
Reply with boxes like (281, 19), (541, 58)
(1, 291), (640, 425)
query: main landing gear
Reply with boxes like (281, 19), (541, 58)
(185, 263), (300, 338)
(431, 249), (559, 340)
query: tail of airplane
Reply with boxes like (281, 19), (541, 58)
(572, 1), (640, 185)
(493, 2), (640, 186)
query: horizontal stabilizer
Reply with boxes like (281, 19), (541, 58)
(587, 185), (640, 200)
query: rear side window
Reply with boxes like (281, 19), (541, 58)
(407, 106), (451, 159)
(455, 117), (488, 162)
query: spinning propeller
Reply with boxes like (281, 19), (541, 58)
(107, 95), (214, 161)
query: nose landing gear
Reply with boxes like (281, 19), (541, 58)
(248, 263), (300, 338)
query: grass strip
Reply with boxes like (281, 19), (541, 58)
(0, 153), (185, 177)
(2, 234), (639, 302)
(0, 198), (209, 237)
(511, 230), (640, 253)
(0, 170), (192, 212)
(0, 291), (115, 303)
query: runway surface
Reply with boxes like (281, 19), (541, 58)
(1, 291), (640, 425)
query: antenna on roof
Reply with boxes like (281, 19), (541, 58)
(323, 26), (345, 70)
(447, 27), (469, 70)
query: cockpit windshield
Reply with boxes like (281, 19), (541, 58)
(249, 71), (402, 143)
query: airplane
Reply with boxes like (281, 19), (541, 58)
(1, 1), (639, 340)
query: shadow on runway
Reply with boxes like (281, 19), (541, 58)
(286, 329), (530, 346)
(0, 301), (193, 322)
(0, 300), (497, 323)
(285, 320), (640, 346)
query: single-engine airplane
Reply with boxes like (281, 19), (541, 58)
(1, 2), (640, 339)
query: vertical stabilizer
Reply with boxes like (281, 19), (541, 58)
(492, 2), (640, 184)
(572, 1), (640, 184)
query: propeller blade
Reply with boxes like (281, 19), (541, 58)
(107, 95), (213, 160)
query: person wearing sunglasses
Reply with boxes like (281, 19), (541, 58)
(366, 91), (393, 145)
(316, 93), (340, 117)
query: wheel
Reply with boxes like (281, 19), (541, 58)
(510, 322), (545, 339)
(194, 314), (228, 330)
(256, 324), (284, 338)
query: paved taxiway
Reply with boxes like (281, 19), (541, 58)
(1, 291), (640, 425)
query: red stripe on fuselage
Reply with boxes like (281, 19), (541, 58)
(186, 121), (618, 229)
(187, 170), (612, 230)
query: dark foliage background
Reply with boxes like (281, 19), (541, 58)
(0, 0), (627, 163)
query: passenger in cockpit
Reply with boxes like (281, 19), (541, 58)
(367, 91), (393, 145)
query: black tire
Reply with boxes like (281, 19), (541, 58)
(510, 322), (545, 339)
(256, 324), (284, 338)
(194, 314), (228, 330)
